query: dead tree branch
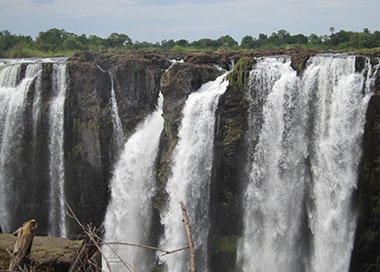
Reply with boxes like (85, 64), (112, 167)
(65, 200), (197, 272)
(103, 242), (189, 256)
(180, 201), (196, 272)
(65, 202), (115, 272)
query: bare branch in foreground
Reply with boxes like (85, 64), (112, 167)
(65, 202), (115, 272)
(65, 200), (197, 272)
(180, 201), (197, 272)
(103, 242), (190, 256)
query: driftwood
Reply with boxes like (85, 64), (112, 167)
(180, 201), (196, 272)
(68, 235), (100, 272)
(8, 219), (38, 271)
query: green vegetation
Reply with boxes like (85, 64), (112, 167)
(1, 28), (380, 58)
(227, 57), (256, 91)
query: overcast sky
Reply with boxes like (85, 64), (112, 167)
(1, 0), (379, 43)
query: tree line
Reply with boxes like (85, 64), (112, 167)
(1, 27), (380, 58)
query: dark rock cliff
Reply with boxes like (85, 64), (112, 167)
(152, 57), (224, 259)
(64, 51), (169, 235)
(350, 63), (380, 272)
(208, 57), (252, 272)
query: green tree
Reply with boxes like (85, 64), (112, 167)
(176, 39), (189, 47)
(217, 35), (238, 49)
(308, 33), (322, 46)
(0, 30), (33, 57)
(63, 36), (87, 50)
(372, 31), (380, 47)
(289, 33), (308, 45)
(328, 29), (351, 47)
(0, 30), (32, 52)
(106, 33), (132, 48)
(132, 41), (157, 50)
(88, 35), (106, 49)
(269, 30), (290, 46)
(0, 30), (18, 52)
(190, 38), (220, 49)
(161, 39), (175, 49)
(349, 31), (373, 48)
(240, 35), (255, 49)
(35, 28), (73, 51)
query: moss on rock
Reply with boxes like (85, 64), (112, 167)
(227, 57), (256, 91)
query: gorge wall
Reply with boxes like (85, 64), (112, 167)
(0, 50), (379, 271)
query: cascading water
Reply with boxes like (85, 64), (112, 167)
(48, 62), (68, 237)
(0, 58), (68, 235)
(103, 94), (164, 271)
(238, 55), (377, 272)
(237, 56), (307, 272)
(96, 65), (124, 152)
(158, 72), (229, 272)
(305, 55), (376, 272)
(0, 62), (42, 232)
(109, 71), (124, 152)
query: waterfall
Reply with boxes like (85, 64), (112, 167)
(158, 73), (229, 272)
(305, 55), (375, 272)
(109, 71), (124, 152)
(96, 64), (124, 152)
(103, 94), (164, 271)
(48, 62), (68, 237)
(238, 55), (377, 272)
(238, 56), (307, 272)
(0, 58), (68, 234)
(0, 62), (42, 232)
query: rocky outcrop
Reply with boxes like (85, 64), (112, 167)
(151, 60), (222, 258)
(64, 51), (170, 235)
(350, 68), (380, 271)
(208, 57), (252, 271)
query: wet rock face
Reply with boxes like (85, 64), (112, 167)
(63, 51), (227, 236)
(349, 57), (380, 272)
(208, 85), (249, 272)
(65, 60), (113, 235)
(160, 62), (221, 140)
(64, 53), (169, 235)
(351, 92), (380, 271)
(112, 58), (168, 134)
(150, 61), (222, 252)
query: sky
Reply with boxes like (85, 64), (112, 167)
(0, 0), (379, 43)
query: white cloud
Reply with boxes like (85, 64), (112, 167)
(0, 0), (379, 42)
